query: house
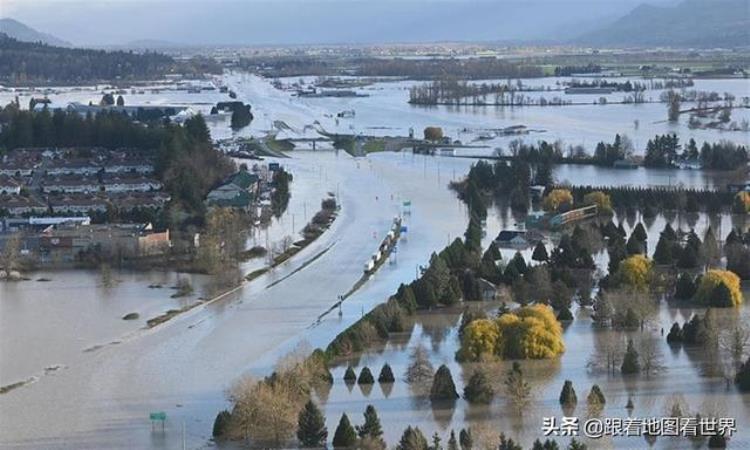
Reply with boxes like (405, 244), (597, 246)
(205, 169), (259, 210)
(102, 156), (154, 175)
(108, 192), (171, 212)
(42, 175), (100, 194)
(46, 158), (100, 176)
(0, 195), (49, 216)
(0, 176), (21, 195)
(48, 195), (108, 215)
(494, 230), (530, 248)
(0, 158), (38, 177)
(38, 222), (171, 262)
(101, 175), (162, 193)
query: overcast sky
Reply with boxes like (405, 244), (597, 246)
(1, 0), (680, 46)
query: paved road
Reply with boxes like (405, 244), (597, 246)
(0, 151), (470, 449)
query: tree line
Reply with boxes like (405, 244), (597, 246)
(0, 33), (220, 85)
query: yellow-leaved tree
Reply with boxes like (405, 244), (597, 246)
(695, 269), (744, 307)
(542, 189), (573, 212)
(733, 191), (750, 214)
(583, 191), (613, 214)
(458, 319), (500, 361)
(458, 304), (564, 361)
(617, 254), (653, 291)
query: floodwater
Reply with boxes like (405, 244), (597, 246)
(0, 71), (748, 449)
(323, 294), (750, 450)
(0, 151), (471, 449)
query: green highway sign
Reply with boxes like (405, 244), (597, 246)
(150, 412), (167, 422)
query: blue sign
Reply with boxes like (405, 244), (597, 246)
(401, 226), (408, 233)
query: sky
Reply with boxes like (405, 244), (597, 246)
(0, 0), (681, 47)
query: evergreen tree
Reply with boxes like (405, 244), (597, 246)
(666, 322), (683, 343)
(703, 226), (720, 266)
(632, 223), (647, 242)
(677, 245), (698, 269)
(621, 340), (641, 374)
(212, 410), (231, 439)
(557, 305), (574, 321)
(332, 414), (357, 448)
(707, 434), (727, 449)
(567, 438), (587, 450)
(116, 95), (125, 106)
(431, 432), (442, 450)
(652, 235), (673, 265)
(662, 223), (677, 241)
(358, 367), (375, 385)
(397, 426), (429, 450)
(532, 440), (560, 450)
(463, 369), (495, 404)
(626, 233), (645, 255)
(297, 400), (328, 448)
(735, 356), (750, 392)
(356, 405), (384, 448)
(498, 433), (522, 450)
(532, 241), (549, 262)
(674, 273), (696, 300)
(430, 365), (459, 400)
(558, 380), (577, 407)
(378, 363), (395, 383)
(510, 251), (528, 275)
(343, 366), (357, 383)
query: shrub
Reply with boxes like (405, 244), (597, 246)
(587, 385), (606, 407)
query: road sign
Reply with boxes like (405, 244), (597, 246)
(150, 412), (166, 421)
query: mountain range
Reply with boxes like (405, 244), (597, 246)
(0, 17), (70, 47)
(577, 0), (750, 47)
(2, 0), (748, 49)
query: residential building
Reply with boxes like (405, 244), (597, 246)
(0, 176), (21, 195)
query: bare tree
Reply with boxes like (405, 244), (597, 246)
(719, 324), (750, 387)
(405, 344), (434, 388)
(504, 362), (531, 415)
(638, 335), (665, 379)
(228, 376), (298, 447)
(1, 232), (21, 271)
(589, 331), (626, 376)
